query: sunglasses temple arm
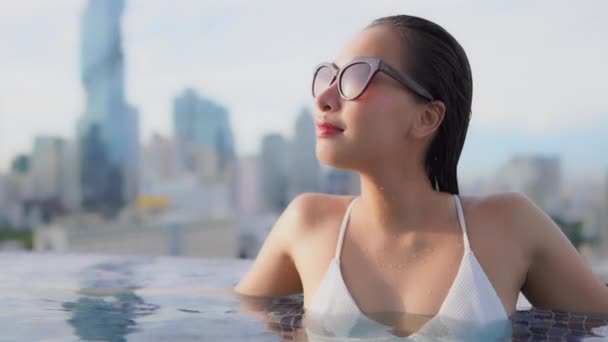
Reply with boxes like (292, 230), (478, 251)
(380, 63), (434, 101)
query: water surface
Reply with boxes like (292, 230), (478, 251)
(1, 252), (607, 341)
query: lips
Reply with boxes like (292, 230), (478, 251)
(316, 121), (344, 137)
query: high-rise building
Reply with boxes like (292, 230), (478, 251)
(288, 108), (322, 201)
(20, 136), (78, 224)
(604, 170), (608, 213)
(78, 0), (139, 216)
(8, 155), (32, 201)
(31, 136), (65, 200)
(124, 105), (140, 204)
(190, 144), (220, 183)
(11, 155), (30, 175)
(60, 141), (81, 212)
(235, 156), (263, 216)
(496, 155), (562, 215)
(141, 133), (180, 184)
(261, 134), (289, 213)
(138, 137), (235, 222)
(4, 156), (34, 228)
(173, 88), (235, 181)
(0, 172), (6, 224)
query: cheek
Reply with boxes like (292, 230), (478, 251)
(346, 101), (407, 149)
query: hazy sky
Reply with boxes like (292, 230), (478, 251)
(0, 1), (607, 181)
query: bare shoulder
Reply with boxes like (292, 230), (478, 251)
(234, 193), (353, 296)
(464, 195), (608, 312)
(462, 191), (544, 232)
(263, 192), (355, 259)
(459, 192), (546, 259)
(457, 192), (554, 302)
(286, 192), (356, 237)
(464, 191), (537, 215)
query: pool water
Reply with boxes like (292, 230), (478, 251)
(1, 252), (607, 341)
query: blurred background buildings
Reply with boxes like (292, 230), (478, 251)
(0, 0), (606, 265)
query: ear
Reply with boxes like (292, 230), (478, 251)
(412, 101), (446, 139)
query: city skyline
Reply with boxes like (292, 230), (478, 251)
(1, 1), (607, 180)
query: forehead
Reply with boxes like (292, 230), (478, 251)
(335, 24), (405, 70)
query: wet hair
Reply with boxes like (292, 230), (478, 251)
(369, 15), (473, 195)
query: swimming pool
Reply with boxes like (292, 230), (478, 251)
(1, 252), (607, 341)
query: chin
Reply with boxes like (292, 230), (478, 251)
(315, 142), (356, 170)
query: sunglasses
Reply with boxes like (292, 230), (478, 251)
(312, 57), (434, 101)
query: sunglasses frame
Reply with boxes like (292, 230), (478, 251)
(312, 57), (434, 101)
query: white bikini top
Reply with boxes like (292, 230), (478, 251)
(305, 195), (510, 340)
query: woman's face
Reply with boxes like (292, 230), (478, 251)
(313, 25), (430, 171)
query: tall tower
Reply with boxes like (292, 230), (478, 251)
(78, 0), (139, 216)
(173, 88), (235, 180)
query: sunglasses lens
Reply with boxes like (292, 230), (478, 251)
(340, 62), (371, 99)
(313, 66), (334, 97)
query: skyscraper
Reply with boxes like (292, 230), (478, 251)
(173, 88), (235, 181)
(11, 155), (30, 175)
(141, 133), (180, 184)
(31, 136), (64, 200)
(235, 156), (263, 216)
(288, 107), (322, 201)
(0, 172), (6, 224)
(605, 170), (608, 212)
(124, 105), (140, 204)
(78, 0), (139, 216)
(261, 134), (289, 213)
(5, 156), (34, 228)
(60, 141), (81, 212)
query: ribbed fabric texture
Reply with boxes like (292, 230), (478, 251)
(306, 195), (509, 340)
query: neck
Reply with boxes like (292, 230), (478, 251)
(354, 163), (452, 233)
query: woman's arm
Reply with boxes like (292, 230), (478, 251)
(234, 194), (315, 297)
(512, 193), (608, 313)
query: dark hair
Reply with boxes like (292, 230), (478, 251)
(369, 15), (473, 195)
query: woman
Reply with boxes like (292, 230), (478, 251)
(235, 14), (608, 337)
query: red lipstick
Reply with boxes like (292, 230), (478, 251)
(316, 121), (344, 138)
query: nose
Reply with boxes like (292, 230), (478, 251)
(314, 79), (342, 114)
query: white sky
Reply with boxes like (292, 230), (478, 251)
(0, 0), (607, 178)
